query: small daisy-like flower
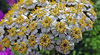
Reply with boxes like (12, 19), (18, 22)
(7, 27), (18, 41)
(51, 21), (67, 37)
(40, 16), (52, 33)
(18, 42), (27, 53)
(28, 21), (38, 35)
(56, 3), (66, 10)
(33, 8), (46, 19)
(66, 14), (76, 24)
(27, 35), (37, 49)
(56, 38), (74, 54)
(18, 26), (27, 37)
(78, 17), (87, 28)
(15, 15), (24, 25)
(50, 7), (60, 16)
(36, 33), (54, 51)
(0, 38), (10, 49)
(37, 0), (47, 6)
(71, 27), (82, 43)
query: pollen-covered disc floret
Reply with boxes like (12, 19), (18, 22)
(0, 0), (97, 55)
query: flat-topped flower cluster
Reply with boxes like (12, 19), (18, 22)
(0, 0), (97, 55)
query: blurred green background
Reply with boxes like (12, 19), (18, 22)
(0, 0), (100, 55)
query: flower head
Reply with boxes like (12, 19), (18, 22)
(0, 0), (97, 55)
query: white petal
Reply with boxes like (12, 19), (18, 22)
(56, 39), (61, 45)
(47, 44), (54, 50)
(59, 33), (65, 38)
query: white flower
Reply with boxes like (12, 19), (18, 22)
(56, 37), (74, 54)
(36, 33), (55, 51)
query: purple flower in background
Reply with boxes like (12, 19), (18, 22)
(6, 0), (17, 6)
(0, 46), (14, 55)
(0, 11), (4, 21)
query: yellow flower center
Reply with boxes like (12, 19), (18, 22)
(5, 17), (13, 25)
(50, 7), (60, 16)
(40, 16), (52, 28)
(79, 17), (87, 28)
(38, 0), (46, 4)
(28, 35), (36, 46)
(18, 9), (26, 15)
(18, 42), (27, 53)
(67, 0), (76, 2)
(39, 34), (51, 47)
(15, 16), (25, 25)
(87, 20), (94, 28)
(18, 26), (27, 37)
(60, 0), (65, 2)
(28, 21), (37, 31)
(25, 0), (33, 6)
(66, 14), (76, 24)
(80, 0), (88, 3)
(56, 3), (66, 10)
(34, 9), (46, 18)
(0, 38), (10, 48)
(72, 27), (82, 39)
(0, 19), (4, 26)
(60, 40), (71, 52)
(14, 43), (19, 51)
(90, 8), (97, 16)
(56, 22), (66, 33)
(7, 27), (16, 37)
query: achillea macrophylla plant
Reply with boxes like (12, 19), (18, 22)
(0, 0), (97, 55)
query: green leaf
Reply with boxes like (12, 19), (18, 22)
(45, 51), (50, 55)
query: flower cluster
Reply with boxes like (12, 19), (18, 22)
(0, 0), (97, 55)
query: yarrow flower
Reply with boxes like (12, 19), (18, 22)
(0, 0), (97, 55)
